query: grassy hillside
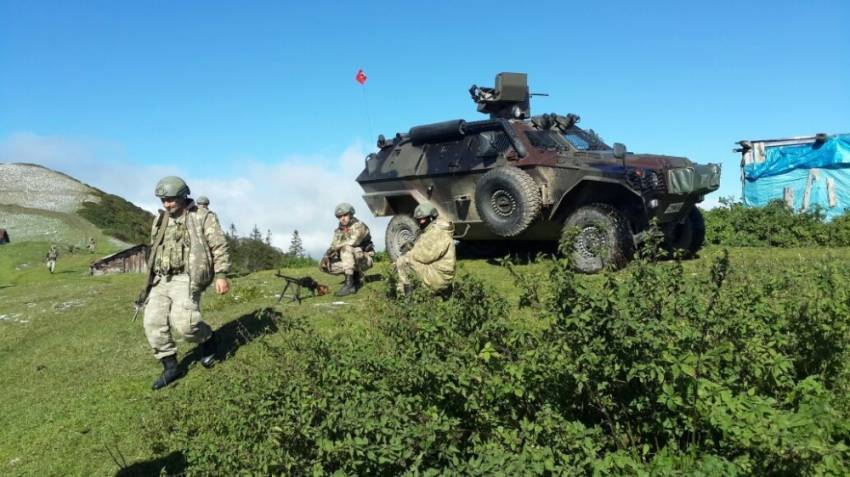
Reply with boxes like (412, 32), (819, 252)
(1, 245), (849, 475)
(0, 163), (153, 247)
(0, 204), (105, 247)
(77, 191), (154, 245)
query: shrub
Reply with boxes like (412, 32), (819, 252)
(145, 244), (850, 475)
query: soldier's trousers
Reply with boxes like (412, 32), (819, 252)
(328, 245), (373, 276)
(47, 259), (56, 273)
(143, 273), (212, 360)
(395, 254), (427, 290)
(395, 254), (450, 293)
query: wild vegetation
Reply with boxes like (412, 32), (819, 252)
(77, 191), (154, 245)
(704, 198), (850, 247)
(226, 225), (317, 274)
(3, 207), (850, 476)
(141, 240), (850, 475)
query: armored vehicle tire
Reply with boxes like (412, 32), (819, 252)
(561, 203), (634, 273)
(474, 167), (541, 237)
(665, 206), (705, 258)
(386, 214), (419, 262)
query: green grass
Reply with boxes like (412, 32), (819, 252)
(2, 244), (850, 476)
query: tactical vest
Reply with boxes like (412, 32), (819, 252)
(150, 206), (215, 293)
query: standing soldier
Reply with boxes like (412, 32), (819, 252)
(395, 202), (456, 296)
(46, 245), (58, 274)
(320, 202), (374, 297)
(87, 237), (96, 253)
(196, 196), (210, 210)
(142, 176), (231, 390)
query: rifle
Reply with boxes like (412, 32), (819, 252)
(133, 212), (168, 321)
(275, 271), (328, 304)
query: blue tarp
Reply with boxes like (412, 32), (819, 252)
(743, 134), (850, 220)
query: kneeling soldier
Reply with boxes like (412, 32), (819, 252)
(395, 202), (456, 295)
(144, 176), (231, 390)
(320, 202), (374, 297)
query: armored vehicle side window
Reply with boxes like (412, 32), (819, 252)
(525, 130), (571, 151)
(563, 127), (611, 151)
(477, 131), (513, 157)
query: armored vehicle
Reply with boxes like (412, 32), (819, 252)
(356, 73), (721, 272)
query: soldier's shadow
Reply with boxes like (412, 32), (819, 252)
(178, 307), (281, 372)
(114, 451), (186, 477)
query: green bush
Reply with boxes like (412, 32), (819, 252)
(146, 246), (850, 475)
(77, 191), (154, 244)
(703, 198), (850, 247)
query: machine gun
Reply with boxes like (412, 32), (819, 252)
(469, 72), (547, 120)
(274, 271), (328, 304)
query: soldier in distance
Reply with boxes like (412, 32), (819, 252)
(395, 202), (456, 296)
(320, 202), (375, 297)
(143, 176), (231, 390)
(196, 195), (210, 210)
(46, 245), (58, 274)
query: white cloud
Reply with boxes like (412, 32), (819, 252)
(0, 132), (388, 258)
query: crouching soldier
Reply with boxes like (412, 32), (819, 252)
(143, 176), (231, 390)
(395, 202), (455, 296)
(320, 202), (374, 297)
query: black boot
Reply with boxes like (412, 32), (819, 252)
(200, 333), (217, 369)
(335, 273), (357, 297)
(152, 355), (181, 390)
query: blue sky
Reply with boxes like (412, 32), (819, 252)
(1, 0), (848, 254)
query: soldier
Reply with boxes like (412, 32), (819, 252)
(395, 202), (456, 295)
(320, 202), (374, 297)
(46, 245), (58, 274)
(87, 237), (96, 254)
(143, 176), (231, 390)
(196, 196), (210, 210)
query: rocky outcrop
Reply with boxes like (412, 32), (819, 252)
(0, 163), (99, 213)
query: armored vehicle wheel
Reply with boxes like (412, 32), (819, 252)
(561, 203), (634, 273)
(386, 214), (419, 262)
(474, 167), (541, 237)
(665, 206), (705, 258)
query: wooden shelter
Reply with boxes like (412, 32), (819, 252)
(90, 244), (148, 275)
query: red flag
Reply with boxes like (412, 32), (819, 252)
(355, 69), (367, 85)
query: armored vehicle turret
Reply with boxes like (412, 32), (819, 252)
(356, 73), (721, 272)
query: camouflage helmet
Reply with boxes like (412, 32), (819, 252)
(334, 202), (355, 217)
(154, 176), (190, 198)
(413, 202), (439, 220)
(196, 195), (210, 205)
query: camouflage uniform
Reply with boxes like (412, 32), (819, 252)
(46, 246), (58, 273)
(324, 218), (374, 277)
(396, 217), (456, 293)
(143, 203), (230, 360)
(87, 237), (96, 253)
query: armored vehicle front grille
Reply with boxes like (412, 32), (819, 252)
(626, 169), (666, 194)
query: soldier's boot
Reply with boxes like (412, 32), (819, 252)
(199, 333), (217, 369)
(152, 355), (182, 390)
(353, 270), (363, 290)
(335, 273), (357, 297)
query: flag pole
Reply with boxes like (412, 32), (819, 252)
(356, 69), (374, 145)
(361, 84), (374, 144)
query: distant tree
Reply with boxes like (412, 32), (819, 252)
(288, 230), (305, 258)
(229, 223), (238, 239)
(265, 229), (272, 246)
(250, 225), (263, 241)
